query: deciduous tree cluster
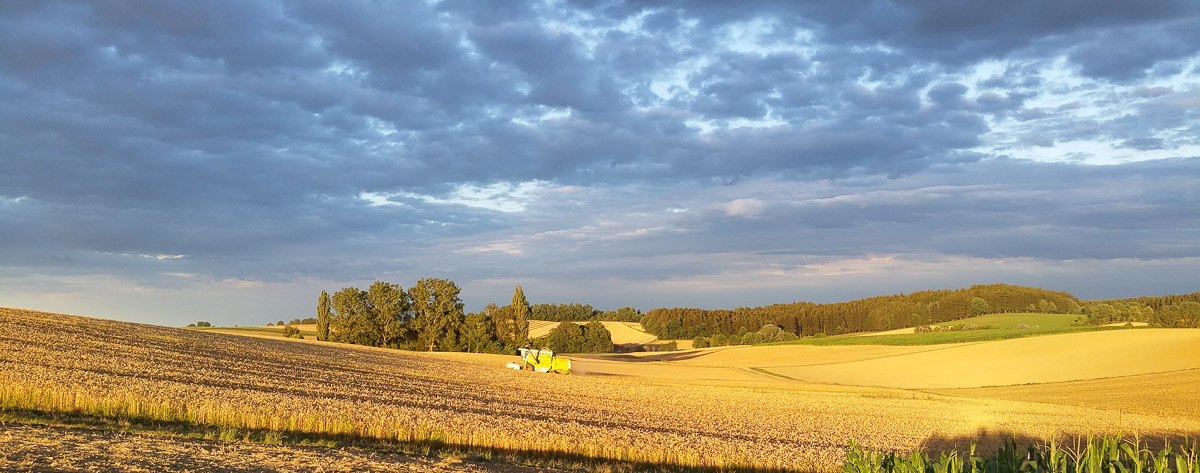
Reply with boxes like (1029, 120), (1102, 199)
(692, 323), (798, 348)
(537, 321), (614, 353)
(316, 282), (538, 353)
(1082, 292), (1200, 327)
(530, 303), (642, 322)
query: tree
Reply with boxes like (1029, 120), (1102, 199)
(1064, 299), (1083, 315)
(969, 297), (989, 316)
(582, 321), (613, 353)
(511, 286), (531, 346)
(409, 278), (464, 351)
(547, 322), (584, 353)
(316, 290), (331, 341)
(758, 323), (782, 342)
(1086, 303), (1117, 325)
(367, 281), (408, 348)
(282, 324), (303, 339)
(1037, 299), (1058, 313)
(463, 311), (502, 353)
(1158, 302), (1200, 328)
(664, 318), (683, 339)
(492, 305), (517, 347)
(608, 306), (641, 322)
(331, 287), (378, 346)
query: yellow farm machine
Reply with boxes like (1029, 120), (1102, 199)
(507, 347), (571, 374)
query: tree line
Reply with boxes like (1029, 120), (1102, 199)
(1080, 292), (1200, 327)
(314, 282), (625, 353)
(641, 284), (1086, 339)
(316, 280), (534, 353)
(530, 303), (642, 322)
(692, 323), (799, 348)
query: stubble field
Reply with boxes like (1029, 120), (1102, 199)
(2, 307), (1198, 472)
(527, 320), (659, 345)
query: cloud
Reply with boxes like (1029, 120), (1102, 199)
(2, 0), (1198, 323)
(720, 198), (767, 217)
(220, 278), (265, 291)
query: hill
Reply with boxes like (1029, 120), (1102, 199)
(641, 284), (1084, 340)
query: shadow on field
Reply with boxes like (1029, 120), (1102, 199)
(573, 349), (717, 363)
(2, 406), (804, 473)
(8, 406), (1200, 473)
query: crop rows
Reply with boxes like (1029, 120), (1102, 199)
(2, 308), (1198, 471)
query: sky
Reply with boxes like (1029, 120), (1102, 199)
(2, 0), (1198, 326)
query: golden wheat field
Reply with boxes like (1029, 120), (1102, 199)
(704, 329), (1200, 388)
(527, 320), (659, 345)
(2, 307), (1199, 472)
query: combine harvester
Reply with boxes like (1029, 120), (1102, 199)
(507, 347), (571, 374)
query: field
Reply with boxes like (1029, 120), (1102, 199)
(528, 320), (658, 346)
(3, 307), (1199, 472)
(193, 323), (319, 339)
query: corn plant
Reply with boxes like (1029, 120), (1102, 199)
(845, 436), (1199, 473)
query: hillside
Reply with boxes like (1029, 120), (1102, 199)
(760, 329), (1200, 388)
(3, 307), (1198, 472)
(642, 284), (1085, 339)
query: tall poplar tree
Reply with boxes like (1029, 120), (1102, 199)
(511, 285), (530, 346)
(316, 290), (331, 341)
